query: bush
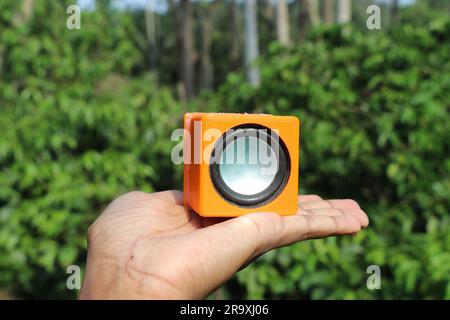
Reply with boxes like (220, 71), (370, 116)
(205, 20), (450, 299)
(0, 75), (181, 298)
(0, 2), (182, 298)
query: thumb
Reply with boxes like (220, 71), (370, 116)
(180, 212), (284, 297)
(184, 210), (363, 297)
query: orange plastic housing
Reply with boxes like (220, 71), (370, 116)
(183, 113), (300, 217)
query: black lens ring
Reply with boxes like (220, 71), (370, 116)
(210, 124), (290, 207)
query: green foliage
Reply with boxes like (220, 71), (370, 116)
(205, 21), (450, 299)
(0, 74), (181, 298)
(0, 1), (181, 298)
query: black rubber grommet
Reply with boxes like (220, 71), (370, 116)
(210, 124), (290, 207)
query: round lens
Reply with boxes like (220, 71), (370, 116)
(210, 125), (290, 207)
(219, 136), (278, 196)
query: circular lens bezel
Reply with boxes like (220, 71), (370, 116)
(210, 124), (290, 207)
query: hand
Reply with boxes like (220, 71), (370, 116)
(79, 190), (369, 299)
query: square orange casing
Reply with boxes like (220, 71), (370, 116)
(183, 113), (300, 217)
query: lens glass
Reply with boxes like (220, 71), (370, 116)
(219, 136), (278, 196)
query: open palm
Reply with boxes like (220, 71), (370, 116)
(80, 190), (368, 299)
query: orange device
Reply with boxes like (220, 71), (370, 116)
(183, 113), (299, 217)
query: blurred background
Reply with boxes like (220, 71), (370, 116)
(0, 0), (449, 299)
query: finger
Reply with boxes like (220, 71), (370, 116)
(299, 199), (360, 210)
(239, 211), (364, 269)
(175, 212), (282, 297)
(201, 217), (229, 228)
(128, 211), (260, 298)
(154, 190), (184, 206)
(275, 214), (362, 247)
(146, 210), (363, 299)
(194, 211), (362, 269)
(298, 195), (322, 203)
(298, 207), (369, 227)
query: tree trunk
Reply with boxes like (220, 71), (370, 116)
(199, 2), (217, 92)
(391, 0), (399, 24)
(298, 0), (308, 42)
(229, 0), (241, 71)
(337, 0), (351, 23)
(177, 0), (195, 99)
(13, 0), (34, 26)
(277, 0), (290, 46)
(2, 0), (35, 80)
(145, 0), (157, 71)
(298, 0), (319, 42)
(263, 0), (276, 22)
(244, 0), (260, 87)
(323, 0), (334, 24)
(308, 0), (320, 26)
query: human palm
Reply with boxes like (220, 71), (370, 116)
(80, 190), (368, 299)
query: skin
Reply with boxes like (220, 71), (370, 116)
(80, 190), (369, 299)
